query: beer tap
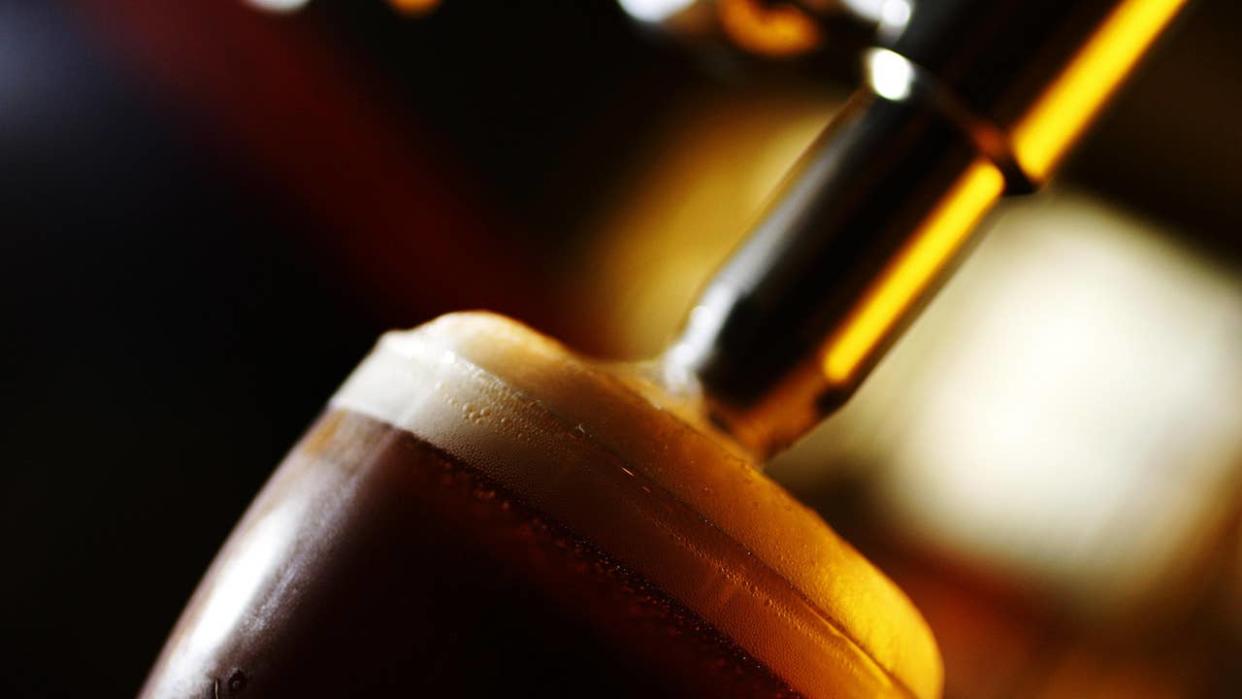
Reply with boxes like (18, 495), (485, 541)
(665, 0), (1188, 455)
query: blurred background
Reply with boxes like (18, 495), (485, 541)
(3, 1), (1240, 696)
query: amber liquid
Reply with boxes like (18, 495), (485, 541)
(141, 410), (799, 697)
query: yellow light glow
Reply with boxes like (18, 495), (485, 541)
(1012, 0), (1186, 180)
(823, 159), (1003, 384)
(718, 0), (822, 58)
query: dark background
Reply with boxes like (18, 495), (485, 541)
(2, 4), (686, 695)
(3, 1), (1240, 696)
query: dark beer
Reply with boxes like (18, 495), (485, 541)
(141, 314), (940, 698)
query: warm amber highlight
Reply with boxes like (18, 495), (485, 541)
(823, 159), (1004, 385)
(1012, 0), (1186, 180)
(388, 0), (440, 17)
(718, 0), (822, 57)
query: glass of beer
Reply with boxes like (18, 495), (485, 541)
(140, 313), (940, 698)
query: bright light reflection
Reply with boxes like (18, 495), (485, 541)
(164, 498), (305, 679)
(866, 49), (915, 102)
(842, 0), (912, 37)
(617, 0), (695, 23)
(246, 0), (312, 13)
(839, 0), (887, 22)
